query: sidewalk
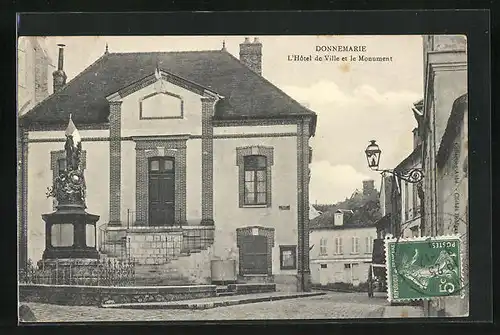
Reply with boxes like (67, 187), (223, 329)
(382, 305), (425, 318)
(101, 291), (326, 310)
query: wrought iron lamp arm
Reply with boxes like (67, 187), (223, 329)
(372, 167), (424, 184)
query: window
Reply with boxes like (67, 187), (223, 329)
(236, 146), (274, 208)
(404, 181), (410, 220)
(351, 237), (359, 254)
(335, 237), (343, 254)
(320, 264), (327, 269)
(280, 245), (297, 270)
(344, 264), (351, 269)
(320, 238), (327, 255)
(365, 236), (373, 254)
(243, 155), (267, 205)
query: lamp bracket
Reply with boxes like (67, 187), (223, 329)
(375, 168), (424, 184)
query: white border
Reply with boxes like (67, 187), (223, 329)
(384, 234), (464, 303)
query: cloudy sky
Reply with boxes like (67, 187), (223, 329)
(39, 35), (424, 204)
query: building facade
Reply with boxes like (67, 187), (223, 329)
(421, 35), (468, 316)
(17, 37), (54, 115)
(18, 38), (317, 292)
(309, 209), (376, 286)
(391, 100), (424, 239)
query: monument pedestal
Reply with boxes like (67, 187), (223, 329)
(42, 204), (99, 260)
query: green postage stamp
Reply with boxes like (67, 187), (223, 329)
(385, 235), (464, 302)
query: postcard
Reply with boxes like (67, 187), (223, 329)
(17, 34), (468, 322)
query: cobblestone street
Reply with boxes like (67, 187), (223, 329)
(23, 292), (391, 322)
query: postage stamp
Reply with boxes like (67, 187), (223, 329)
(385, 234), (464, 302)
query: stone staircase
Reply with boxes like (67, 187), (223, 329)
(132, 247), (212, 286)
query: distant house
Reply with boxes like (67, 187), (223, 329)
(309, 209), (376, 286)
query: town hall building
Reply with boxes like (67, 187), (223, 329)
(18, 37), (317, 292)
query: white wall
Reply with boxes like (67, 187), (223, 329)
(120, 79), (203, 137)
(212, 135), (298, 276)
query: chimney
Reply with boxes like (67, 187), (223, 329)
(53, 44), (67, 92)
(239, 37), (262, 75)
(363, 180), (375, 196)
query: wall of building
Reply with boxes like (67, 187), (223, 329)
(26, 130), (110, 263)
(437, 108), (468, 317)
(309, 227), (376, 285)
(212, 133), (299, 281)
(118, 80), (204, 225)
(18, 37), (54, 115)
(422, 34), (468, 317)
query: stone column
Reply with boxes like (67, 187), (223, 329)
(108, 101), (122, 226)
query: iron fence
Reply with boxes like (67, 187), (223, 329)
(19, 258), (136, 286)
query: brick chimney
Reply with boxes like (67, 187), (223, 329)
(52, 44), (67, 92)
(363, 180), (375, 196)
(239, 37), (262, 75)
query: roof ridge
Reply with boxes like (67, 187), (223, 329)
(20, 52), (110, 121)
(222, 52), (316, 116)
(108, 49), (225, 56)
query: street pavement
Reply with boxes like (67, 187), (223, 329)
(22, 291), (418, 323)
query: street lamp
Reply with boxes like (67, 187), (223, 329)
(364, 140), (424, 184)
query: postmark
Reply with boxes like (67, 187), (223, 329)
(385, 234), (464, 303)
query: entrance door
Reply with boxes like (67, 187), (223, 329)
(148, 157), (175, 226)
(240, 235), (268, 275)
(319, 264), (329, 286)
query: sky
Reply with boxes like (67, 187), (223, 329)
(38, 35), (424, 204)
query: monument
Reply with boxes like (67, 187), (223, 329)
(42, 115), (99, 260)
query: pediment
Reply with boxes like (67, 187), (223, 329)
(139, 90), (184, 120)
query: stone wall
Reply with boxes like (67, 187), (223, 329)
(19, 284), (216, 306)
(127, 229), (182, 265)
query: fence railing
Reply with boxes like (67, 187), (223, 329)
(98, 224), (129, 260)
(19, 258), (136, 286)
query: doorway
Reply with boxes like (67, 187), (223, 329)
(239, 235), (268, 275)
(148, 157), (175, 226)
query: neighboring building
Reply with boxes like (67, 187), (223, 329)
(421, 35), (467, 316)
(18, 37), (317, 292)
(17, 37), (55, 115)
(309, 209), (376, 286)
(435, 93), (468, 316)
(391, 99), (424, 238)
(309, 204), (322, 220)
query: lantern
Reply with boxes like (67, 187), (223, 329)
(365, 140), (381, 170)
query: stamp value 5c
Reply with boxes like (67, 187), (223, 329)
(385, 235), (463, 302)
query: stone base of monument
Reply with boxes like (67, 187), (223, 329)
(42, 204), (100, 260)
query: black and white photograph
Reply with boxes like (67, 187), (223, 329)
(17, 32), (470, 322)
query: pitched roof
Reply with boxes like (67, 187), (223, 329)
(20, 50), (317, 133)
(309, 208), (374, 230)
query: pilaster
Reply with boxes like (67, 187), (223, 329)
(108, 101), (122, 226)
(297, 117), (312, 291)
(200, 96), (216, 226)
(18, 128), (28, 270)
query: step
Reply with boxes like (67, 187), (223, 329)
(216, 291), (237, 297)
